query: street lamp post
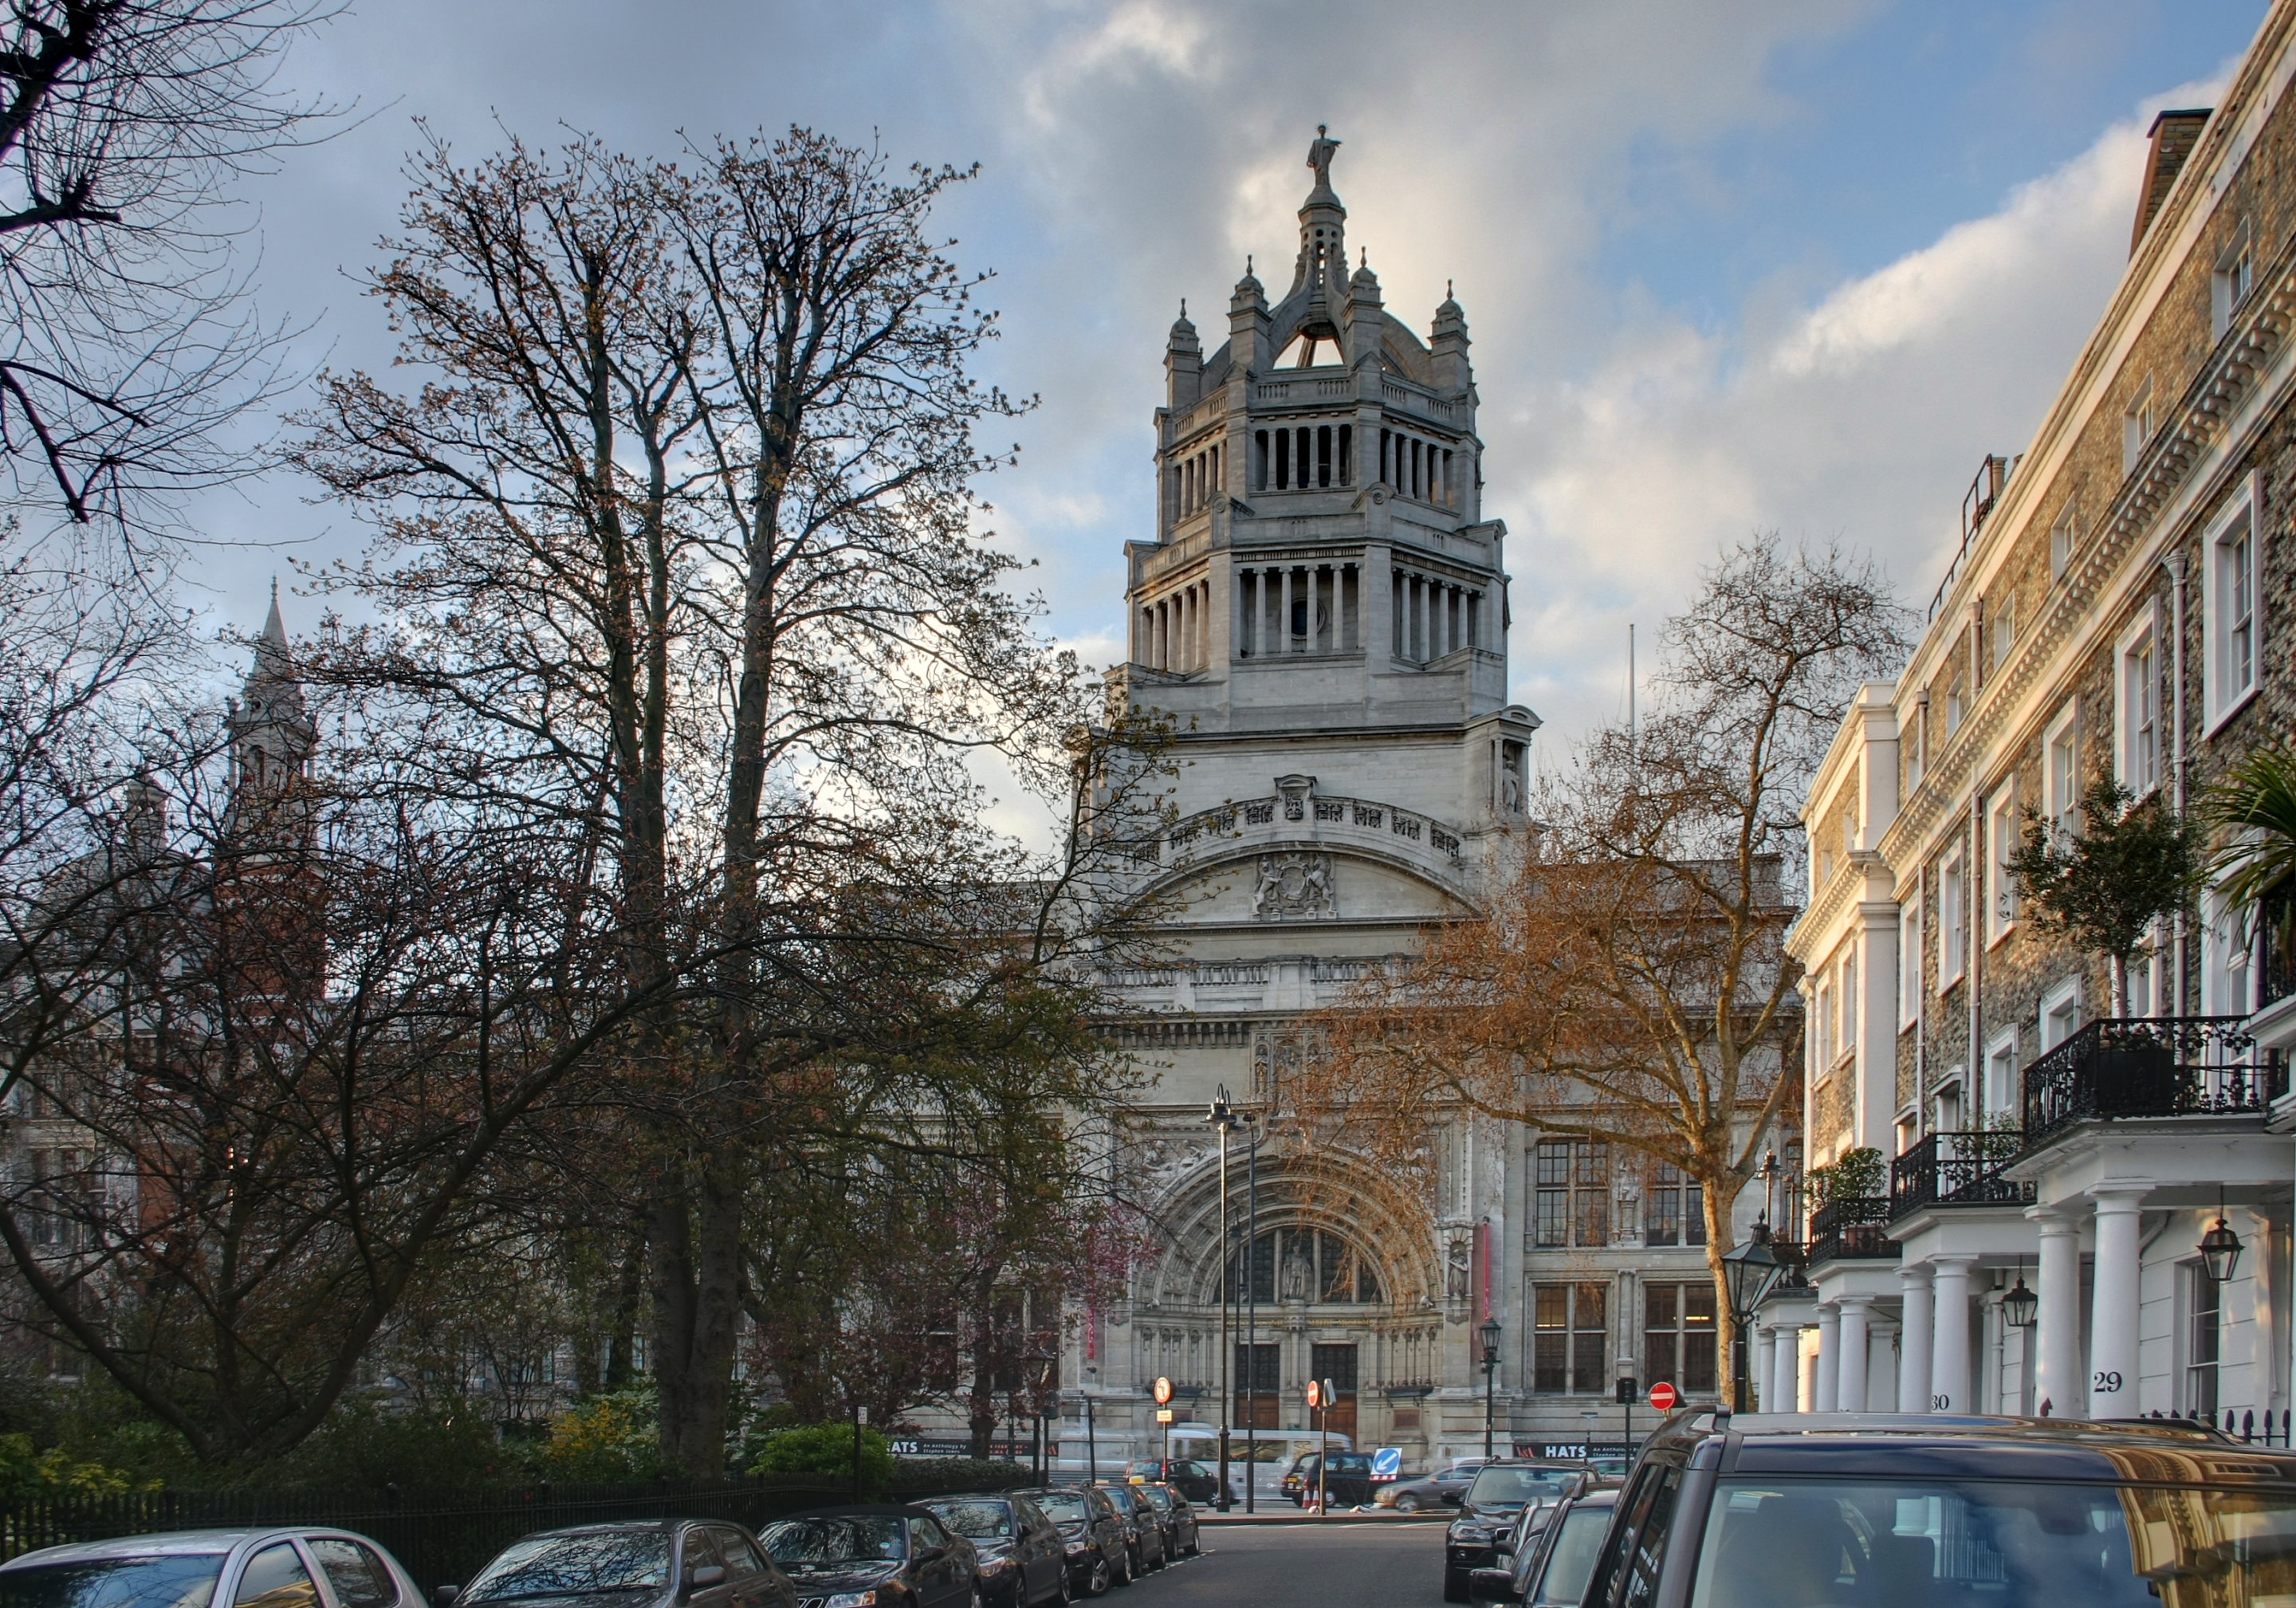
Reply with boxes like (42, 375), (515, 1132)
(1242, 1107), (1260, 1512)
(1720, 1219), (1783, 1412)
(1480, 1317), (1503, 1460)
(1207, 1086), (1242, 1511)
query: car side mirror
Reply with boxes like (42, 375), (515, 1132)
(434, 1589), (460, 1608)
(688, 1566), (727, 1589)
(1442, 1491), (1464, 1507)
(1468, 1567), (1521, 1602)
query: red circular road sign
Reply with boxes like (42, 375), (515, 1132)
(1153, 1376), (1174, 1406)
(1306, 1380), (1323, 1409)
(1648, 1381), (1679, 1412)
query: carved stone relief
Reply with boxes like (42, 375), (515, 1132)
(1252, 851), (1335, 920)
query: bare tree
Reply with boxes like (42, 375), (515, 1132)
(1, 0), (339, 537)
(1303, 537), (1912, 1406)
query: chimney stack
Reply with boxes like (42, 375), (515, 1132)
(2133, 108), (2211, 256)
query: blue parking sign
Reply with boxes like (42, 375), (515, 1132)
(1371, 1447), (1402, 1479)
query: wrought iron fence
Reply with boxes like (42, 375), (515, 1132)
(0, 1467), (1028, 1590)
(1807, 1197), (1897, 1265)
(1889, 1130), (2035, 1220)
(2020, 1016), (2286, 1151)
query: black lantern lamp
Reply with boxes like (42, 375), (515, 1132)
(2003, 1262), (2038, 1331)
(1720, 1221), (1783, 1319)
(2200, 1206), (2246, 1285)
(1480, 1316), (1503, 1366)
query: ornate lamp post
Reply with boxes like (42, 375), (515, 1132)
(1720, 1220), (1783, 1411)
(1480, 1317), (1503, 1458)
(1206, 1085), (1242, 1509)
(1240, 1104), (1261, 1512)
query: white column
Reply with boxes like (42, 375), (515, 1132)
(1814, 1304), (1842, 1412)
(1279, 567), (1294, 654)
(2031, 1205), (2082, 1418)
(1898, 1264), (1934, 1414)
(1754, 1326), (1775, 1413)
(2090, 1187), (2146, 1417)
(1838, 1296), (1872, 1413)
(1930, 1255), (1976, 1414)
(1770, 1322), (1803, 1413)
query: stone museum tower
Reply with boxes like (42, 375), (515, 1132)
(1073, 128), (1545, 1472)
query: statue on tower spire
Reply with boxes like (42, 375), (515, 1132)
(1307, 124), (1341, 191)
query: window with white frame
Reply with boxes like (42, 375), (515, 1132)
(2124, 377), (2156, 474)
(2117, 613), (2162, 798)
(1983, 1028), (2019, 1121)
(2204, 483), (2260, 728)
(1932, 1075), (1964, 1134)
(2039, 977), (2082, 1049)
(2049, 498), (2078, 580)
(2185, 1260), (2222, 1420)
(1940, 850), (1967, 990)
(1991, 599), (2015, 671)
(1814, 979), (1834, 1071)
(1946, 673), (1967, 737)
(2126, 923), (2163, 1018)
(2212, 221), (2255, 339)
(2044, 704), (2081, 838)
(2201, 886), (2255, 1017)
(1987, 782), (2018, 945)
(1908, 703), (1926, 789)
(1840, 953), (1858, 1063)
(1900, 896), (1922, 1032)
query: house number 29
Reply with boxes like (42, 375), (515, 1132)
(2094, 1370), (2125, 1394)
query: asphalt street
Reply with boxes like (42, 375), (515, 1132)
(1137, 1523), (1447, 1607)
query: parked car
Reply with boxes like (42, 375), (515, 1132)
(1281, 1450), (1377, 1507)
(1374, 1467), (1476, 1511)
(1120, 1457), (1231, 1507)
(0, 1528), (424, 1608)
(1442, 1461), (1590, 1601)
(918, 1494), (1069, 1608)
(758, 1508), (978, 1608)
(1032, 1485), (1130, 1595)
(1090, 1483), (1166, 1575)
(443, 1521), (795, 1608)
(1128, 1484), (1200, 1559)
(1581, 1410), (2296, 1608)
(1469, 1488), (1618, 1606)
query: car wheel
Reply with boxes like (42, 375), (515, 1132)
(1443, 1568), (1469, 1603)
(1050, 1565), (1074, 1607)
(1395, 1493), (1421, 1513)
(1085, 1558), (1111, 1598)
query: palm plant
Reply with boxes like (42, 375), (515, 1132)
(2199, 741), (2296, 909)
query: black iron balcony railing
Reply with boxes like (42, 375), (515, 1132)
(1808, 1197), (1898, 1265)
(1889, 1130), (2036, 1220)
(2021, 1016), (2287, 1152)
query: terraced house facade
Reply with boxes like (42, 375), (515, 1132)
(1760, 1), (2296, 1434)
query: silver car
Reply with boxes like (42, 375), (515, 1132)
(0, 1527), (421, 1608)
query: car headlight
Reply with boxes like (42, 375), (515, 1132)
(1063, 1542), (1090, 1558)
(824, 1594), (878, 1608)
(979, 1556), (1014, 1575)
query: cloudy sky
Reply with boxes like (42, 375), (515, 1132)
(187, 0), (2266, 792)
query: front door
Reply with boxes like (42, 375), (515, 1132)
(1311, 1343), (1358, 1440)
(1234, 1343), (1280, 1428)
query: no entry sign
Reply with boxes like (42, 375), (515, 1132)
(1306, 1380), (1323, 1409)
(1648, 1381), (1679, 1412)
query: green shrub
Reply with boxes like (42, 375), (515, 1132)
(1808, 1146), (1885, 1204)
(539, 1383), (664, 1483)
(749, 1422), (892, 1494)
(257, 1400), (511, 1494)
(0, 1432), (155, 1497)
(890, 1457), (1028, 1492)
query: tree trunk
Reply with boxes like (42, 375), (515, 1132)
(649, 1156), (748, 1475)
(2109, 952), (2129, 1018)
(1700, 1166), (1744, 1410)
(607, 1221), (647, 1390)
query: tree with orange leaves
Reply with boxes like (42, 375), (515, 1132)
(1300, 536), (1912, 1406)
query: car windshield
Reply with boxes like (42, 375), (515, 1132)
(1530, 1507), (1611, 1606)
(1124, 1462), (1159, 1478)
(924, 1503), (1011, 1540)
(0, 1556), (226, 1608)
(757, 1520), (904, 1567)
(1465, 1468), (1578, 1509)
(1691, 1476), (2296, 1608)
(1138, 1488), (1172, 1512)
(1035, 1492), (1088, 1526)
(1097, 1488), (1134, 1514)
(463, 1532), (670, 1602)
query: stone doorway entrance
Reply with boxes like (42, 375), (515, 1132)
(1311, 1342), (1358, 1440)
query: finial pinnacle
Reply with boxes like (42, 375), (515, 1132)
(1179, 297), (1186, 317)
(1246, 254), (1253, 275)
(1360, 247), (1367, 269)
(1448, 278), (1454, 299)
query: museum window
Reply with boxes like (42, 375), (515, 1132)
(1642, 1162), (1704, 1248)
(1229, 1227), (1381, 1303)
(1535, 1138), (1610, 1248)
(1643, 1282), (1717, 1396)
(1533, 1281), (1607, 1394)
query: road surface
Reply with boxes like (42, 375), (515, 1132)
(1130, 1522), (1446, 1607)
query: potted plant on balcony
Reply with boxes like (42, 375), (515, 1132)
(2006, 777), (2199, 1107)
(1807, 1147), (1885, 1252)
(2200, 741), (2296, 1012)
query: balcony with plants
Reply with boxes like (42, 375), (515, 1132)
(1805, 1146), (1897, 1267)
(1889, 1122), (2034, 1219)
(2019, 1014), (2282, 1151)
